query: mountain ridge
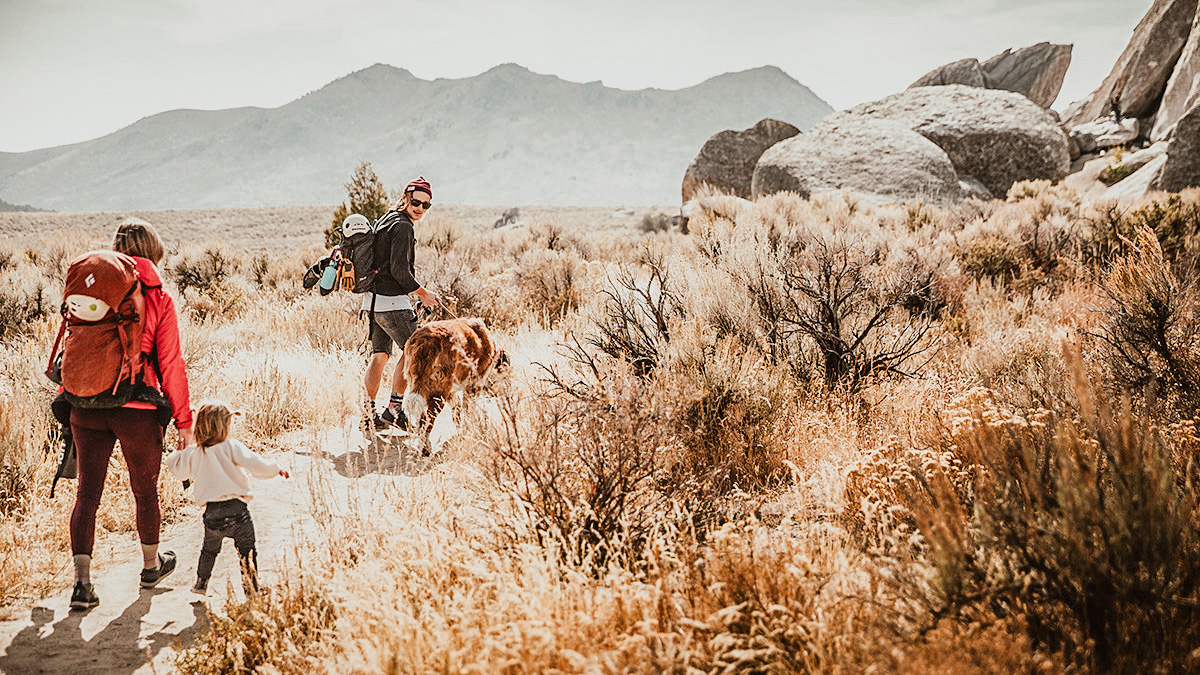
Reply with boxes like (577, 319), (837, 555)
(0, 63), (833, 210)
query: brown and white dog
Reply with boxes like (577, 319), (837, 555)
(401, 318), (508, 435)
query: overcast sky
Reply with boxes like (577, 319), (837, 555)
(0, 0), (1152, 153)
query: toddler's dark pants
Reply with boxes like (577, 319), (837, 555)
(198, 498), (258, 591)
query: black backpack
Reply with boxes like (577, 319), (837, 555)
(336, 214), (396, 294)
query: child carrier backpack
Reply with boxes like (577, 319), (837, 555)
(45, 250), (152, 409)
(334, 213), (380, 293)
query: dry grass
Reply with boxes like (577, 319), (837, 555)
(3, 186), (1200, 670)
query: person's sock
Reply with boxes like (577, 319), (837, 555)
(73, 554), (91, 584)
(141, 544), (158, 570)
(388, 391), (403, 410)
(364, 397), (376, 415)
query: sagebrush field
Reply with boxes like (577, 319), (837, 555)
(2, 186), (1200, 673)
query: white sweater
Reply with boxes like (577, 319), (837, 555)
(165, 438), (283, 506)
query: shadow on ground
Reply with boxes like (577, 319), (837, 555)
(0, 588), (207, 674)
(298, 430), (440, 478)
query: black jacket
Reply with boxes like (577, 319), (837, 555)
(371, 209), (420, 296)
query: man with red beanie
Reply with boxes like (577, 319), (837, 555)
(362, 176), (440, 430)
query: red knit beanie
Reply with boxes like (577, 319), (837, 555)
(405, 176), (432, 198)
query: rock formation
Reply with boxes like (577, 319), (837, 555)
(751, 113), (964, 204)
(850, 86), (1070, 198)
(911, 58), (986, 89)
(1156, 102), (1200, 191)
(681, 119), (800, 201)
(910, 42), (1072, 108)
(1063, 0), (1199, 127)
(1152, 8), (1200, 140)
(1060, 0), (1200, 197)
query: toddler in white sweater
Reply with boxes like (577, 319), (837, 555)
(165, 400), (288, 594)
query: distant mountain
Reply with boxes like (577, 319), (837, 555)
(0, 64), (833, 210)
(0, 196), (44, 212)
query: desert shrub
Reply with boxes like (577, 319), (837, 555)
(416, 211), (466, 252)
(416, 249), (517, 327)
(238, 357), (312, 438)
(908, 379), (1200, 673)
(512, 247), (584, 326)
(326, 160), (390, 248)
(0, 393), (40, 516)
(484, 364), (678, 566)
(639, 212), (674, 233)
(1093, 227), (1200, 414)
(958, 233), (1027, 281)
(169, 243), (245, 295)
(778, 231), (938, 390)
(700, 196), (941, 389)
(577, 251), (683, 376)
(1124, 192), (1200, 263)
(181, 278), (250, 322)
(1087, 192), (1200, 268)
(248, 251), (305, 298)
(901, 199), (935, 231)
(1099, 162), (1137, 186)
(24, 230), (104, 280)
(0, 264), (50, 338)
(666, 339), (793, 502)
(176, 576), (338, 674)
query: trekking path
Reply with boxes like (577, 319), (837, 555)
(0, 413), (458, 675)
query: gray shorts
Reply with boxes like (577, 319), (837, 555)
(368, 309), (419, 356)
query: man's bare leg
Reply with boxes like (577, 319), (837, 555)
(365, 352), (389, 404)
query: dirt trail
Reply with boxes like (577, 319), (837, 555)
(0, 418), (450, 675)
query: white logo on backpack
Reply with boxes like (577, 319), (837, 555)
(85, 274), (96, 288)
(65, 294), (110, 321)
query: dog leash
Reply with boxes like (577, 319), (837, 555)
(417, 298), (459, 320)
(438, 303), (460, 320)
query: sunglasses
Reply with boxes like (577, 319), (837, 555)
(409, 197), (432, 209)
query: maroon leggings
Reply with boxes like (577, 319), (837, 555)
(69, 407), (165, 556)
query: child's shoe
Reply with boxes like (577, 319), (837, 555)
(191, 577), (209, 595)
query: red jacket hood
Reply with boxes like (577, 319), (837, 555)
(132, 256), (164, 288)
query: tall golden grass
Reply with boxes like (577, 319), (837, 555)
(2, 186), (1200, 670)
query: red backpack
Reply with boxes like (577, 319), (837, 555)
(46, 250), (150, 408)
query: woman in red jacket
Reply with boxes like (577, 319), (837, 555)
(68, 219), (194, 610)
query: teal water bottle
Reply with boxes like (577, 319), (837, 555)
(319, 261), (337, 293)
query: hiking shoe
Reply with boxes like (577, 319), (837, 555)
(70, 582), (99, 610)
(140, 551), (177, 588)
(379, 405), (409, 430)
(360, 411), (378, 431)
(191, 577), (209, 595)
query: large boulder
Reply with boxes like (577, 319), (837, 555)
(1064, 0), (1198, 127)
(980, 43), (1073, 108)
(1156, 102), (1200, 191)
(911, 58), (986, 88)
(751, 113), (963, 204)
(849, 85), (1071, 198)
(1152, 8), (1200, 140)
(681, 118), (801, 202)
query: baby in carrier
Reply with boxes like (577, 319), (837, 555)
(165, 400), (289, 594)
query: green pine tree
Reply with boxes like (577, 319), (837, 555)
(326, 161), (391, 248)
